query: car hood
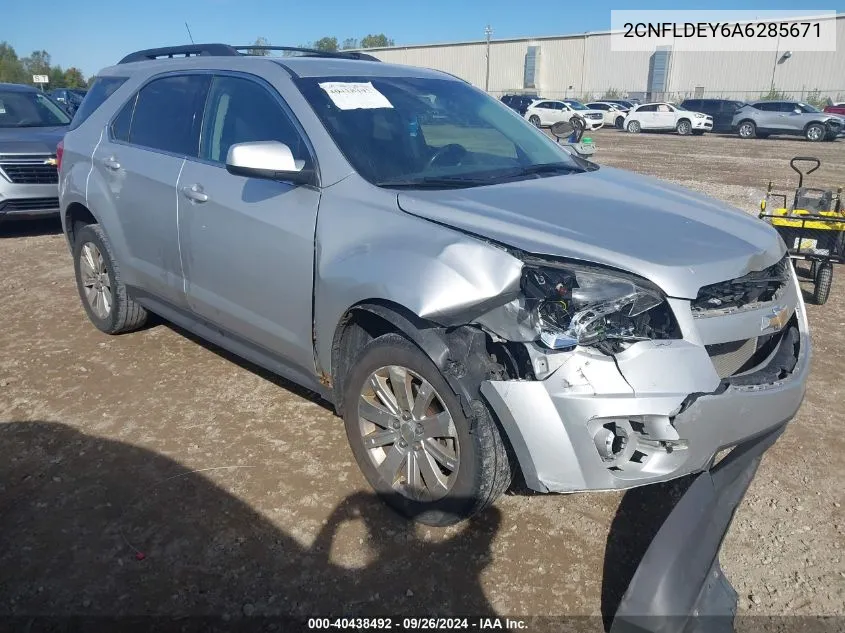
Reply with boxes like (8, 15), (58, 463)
(396, 166), (785, 299)
(0, 126), (67, 155)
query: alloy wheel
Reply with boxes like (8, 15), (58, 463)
(357, 365), (459, 502)
(79, 242), (112, 319)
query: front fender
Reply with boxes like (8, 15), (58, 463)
(313, 178), (523, 375)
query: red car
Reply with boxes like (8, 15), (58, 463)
(824, 102), (845, 115)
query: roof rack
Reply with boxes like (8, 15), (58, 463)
(118, 43), (381, 65)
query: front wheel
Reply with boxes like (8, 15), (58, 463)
(676, 119), (692, 135)
(626, 120), (641, 133)
(342, 333), (512, 526)
(805, 123), (825, 142)
(528, 114), (541, 127)
(615, 115), (625, 129)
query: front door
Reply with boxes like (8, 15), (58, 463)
(177, 73), (320, 374)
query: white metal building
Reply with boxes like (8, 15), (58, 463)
(362, 14), (845, 103)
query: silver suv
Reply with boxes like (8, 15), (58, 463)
(59, 45), (810, 529)
(733, 100), (843, 141)
(0, 83), (70, 222)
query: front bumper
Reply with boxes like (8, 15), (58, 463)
(586, 119), (605, 130)
(481, 267), (810, 494)
(692, 118), (713, 130)
(0, 182), (60, 219)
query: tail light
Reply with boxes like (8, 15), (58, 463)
(56, 139), (64, 171)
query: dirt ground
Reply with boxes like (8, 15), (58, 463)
(1, 130), (843, 627)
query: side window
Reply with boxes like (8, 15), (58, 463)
(68, 76), (127, 131)
(200, 75), (308, 165)
(638, 105), (656, 113)
(754, 102), (775, 112)
(657, 104), (671, 112)
(110, 95), (136, 142)
(130, 75), (210, 157)
(534, 101), (549, 109)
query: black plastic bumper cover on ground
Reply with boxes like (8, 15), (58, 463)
(610, 423), (787, 633)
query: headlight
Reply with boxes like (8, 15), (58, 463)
(694, 113), (705, 118)
(521, 263), (680, 352)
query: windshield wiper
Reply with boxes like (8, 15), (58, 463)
(376, 176), (491, 189)
(490, 162), (586, 181)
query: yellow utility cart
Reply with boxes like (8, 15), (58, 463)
(759, 156), (844, 305)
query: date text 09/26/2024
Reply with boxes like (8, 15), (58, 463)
(307, 618), (528, 630)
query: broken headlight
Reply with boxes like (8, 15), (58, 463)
(521, 264), (680, 352)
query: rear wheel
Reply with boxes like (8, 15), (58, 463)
(73, 224), (148, 334)
(813, 263), (833, 305)
(676, 119), (692, 135)
(342, 333), (512, 526)
(626, 120), (641, 133)
(737, 120), (756, 139)
(805, 123), (825, 142)
(529, 114), (541, 127)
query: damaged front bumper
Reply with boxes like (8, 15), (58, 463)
(479, 267), (810, 494)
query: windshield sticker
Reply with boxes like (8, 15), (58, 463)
(319, 82), (393, 110)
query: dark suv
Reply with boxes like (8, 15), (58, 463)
(500, 94), (539, 115)
(680, 99), (746, 133)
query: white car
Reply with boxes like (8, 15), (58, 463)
(624, 102), (713, 135)
(524, 99), (605, 130)
(586, 102), (630, 129)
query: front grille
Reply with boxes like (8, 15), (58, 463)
(706, 338), (758, 378)
(692, 256), (789, 315)
(0, 197), (60, 212)
(587, 113), (603, 120)
(0, 162), (59, 184)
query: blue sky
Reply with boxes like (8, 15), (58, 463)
(5, 0), (843, 78)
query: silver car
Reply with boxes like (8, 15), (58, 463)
(59, 45), (810, 530)
(733, 100), (843, 141)
(0, 83), (70, 222)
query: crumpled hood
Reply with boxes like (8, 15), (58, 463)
(397, 166), (785, 298)
(0, 126), (67, 155)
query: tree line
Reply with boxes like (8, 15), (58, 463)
(250, 34), (395, 54)
(0, 42), (87, 89)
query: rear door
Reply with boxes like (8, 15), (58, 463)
(752, 102), (784, 131)
(93, 73), (210, 307)
(176, 72), (320, 374)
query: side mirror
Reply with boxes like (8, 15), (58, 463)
(793, 109), (802, 115)
(225, 141), (314, 185)
(550, 120), (575, 139)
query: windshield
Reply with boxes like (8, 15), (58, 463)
(672, 103), (688, 111)
(564, 100), (588, 110)
(798, 103), (820, 113)
(296, 76), (586, 187)
(0, 90), (71, 128)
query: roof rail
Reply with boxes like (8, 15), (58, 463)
(118, 44), (239, 64)
(118, 43), (381, 65)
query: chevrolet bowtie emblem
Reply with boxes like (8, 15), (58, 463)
(761, 305), (790, 333)
(44, 158), (57, 166)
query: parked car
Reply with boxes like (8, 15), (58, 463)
(60, 45), (809, 540)
(524, 99), (604, 130)
(823, 102), (845, 116)
(733, 101), (842, 141)
(500, 93), (540, 116)
(624, 102), (713, 135)
(586, 101), (629, 129)
(48, 88), (88, 116)
(679, 98), (746, 133)
(603, 99), (638, 110)
(0, 82), (70, 222)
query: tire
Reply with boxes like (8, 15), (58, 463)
(676, 119), (692, 135)
(528, 114), (541, 127)
(342, 333), (512, 526)
(626, 120), (641, 133)
(73, 223), (148, 334)
(813, 263), (833, 305)
(615, 115), (625, 129)
(737, 120), (756, 139)
(805, 123), (825, 142)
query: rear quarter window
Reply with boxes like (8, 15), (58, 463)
(68, 76), (128, 131)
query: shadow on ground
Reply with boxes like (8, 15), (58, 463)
(0, 421), (500, 622)
(0, 217), (63, 238)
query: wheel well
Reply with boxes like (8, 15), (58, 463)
(65, 203), (97, 245)
(804, 121), (825, 131)
(677, 117), (691, 124)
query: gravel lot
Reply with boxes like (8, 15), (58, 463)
(1, 129), (843, 627)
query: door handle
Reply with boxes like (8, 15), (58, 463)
(181, 184), (208, 203)
(103, 157), (120, 170)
